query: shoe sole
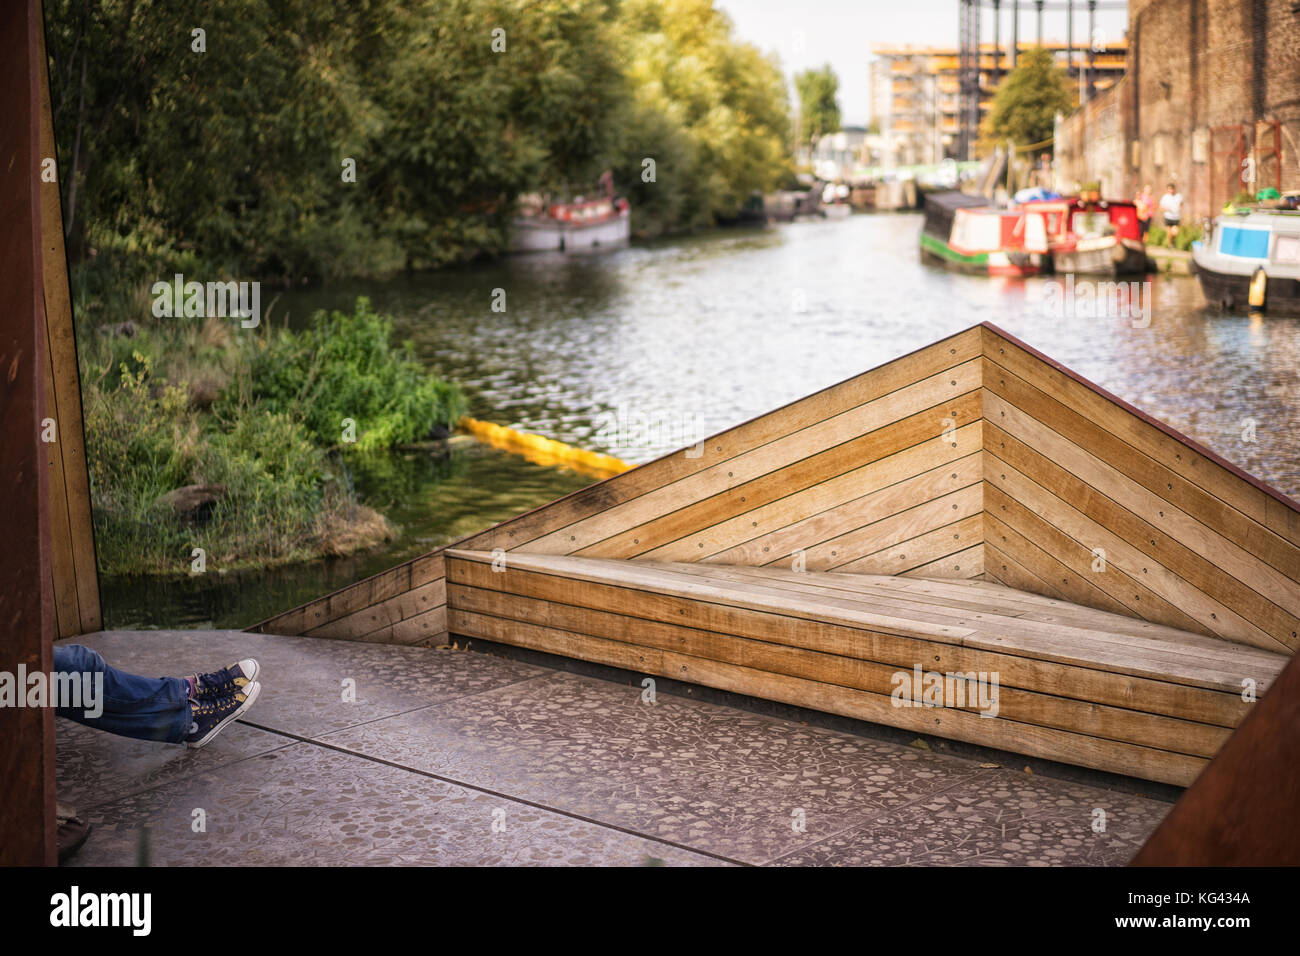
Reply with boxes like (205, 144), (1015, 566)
(187, 680), (262, 749)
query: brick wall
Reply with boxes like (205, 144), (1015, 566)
(1056, 0), (1300, 221)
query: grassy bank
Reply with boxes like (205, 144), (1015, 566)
(77, 259), (466, 576)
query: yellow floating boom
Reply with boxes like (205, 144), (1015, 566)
(458, 417), (631, 479)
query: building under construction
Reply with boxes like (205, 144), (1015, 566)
(871, 0), (1128, 166)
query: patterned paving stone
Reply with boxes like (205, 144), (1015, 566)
(770, 769), (1170, 866)
(59, 631), (546, 738)
(64, 741), (718, 867)
(53, 630), (1174, 866)
(323, 670), (993, 863)
(56, 717), (289, 811)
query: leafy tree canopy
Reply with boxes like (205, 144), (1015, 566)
(979, 46), (1075, 157)
(795, 64), (841, 147)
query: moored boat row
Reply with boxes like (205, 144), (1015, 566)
(921, 190), (1147, 279)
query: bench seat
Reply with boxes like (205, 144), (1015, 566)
(444, 549), (1290, 786)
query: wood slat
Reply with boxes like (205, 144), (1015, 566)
(451, 586), (1231, 758)
(36, 9), (99, 636)
(448, 591), (1209, 786)
(986, 418), (1294, 651)
(537, 377), (981, 556)
(448, 551), (1285, 694)
(981, 325), (1300, 548)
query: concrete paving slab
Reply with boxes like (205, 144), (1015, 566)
(60, 631), (546, 738)
(56, 718), (289, 811)
(53, 629), (1174, 866)
(769, 770), (1169, 866)
(322, 670), (996, 864)
(64, 741), (718, 867)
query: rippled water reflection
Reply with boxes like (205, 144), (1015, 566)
(107, 212), (1300, 628)
(281, 212), (1300, 493)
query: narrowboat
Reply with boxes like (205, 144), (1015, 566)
(1019, 197), (1147, 275)
(920, 191), (1047, 277)
(1193, 209), (1300, 315)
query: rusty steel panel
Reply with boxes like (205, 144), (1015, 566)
(1131, 649), (1300, 866)
(0, 0), (57, 867)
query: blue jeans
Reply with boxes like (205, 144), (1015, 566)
(53, 644), (191, 744)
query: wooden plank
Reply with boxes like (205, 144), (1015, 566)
(260, 551), (444, 635)
(449, 549), (974, 643)
(902, 541), (983, 578)
(42, 320), (81, 637)
(451, 578), (1251, 726)
(448, 552), (1285, 694)
(528, 374), (982, 555)
(450, 607), (665, 672)
(36, 5), (99, 636)
(450, 585), (1233, 757)
(699, 443), (979, 568)
(832, 513), (984, 575)
(985, 483), (1207, 633)
(986, 419), (1293, 651)
(636, 429), (983, 565)
(656, 651), (1206, 786)
(987, 390), (1300, 627)
(676, 561), (1261, 666)
(981, 324), (1300, 548)
(307, 579), (445, 639)
(984, 354), (1300, 582)
(756, 482), (982, 572)
(448, 586), (1207, 786)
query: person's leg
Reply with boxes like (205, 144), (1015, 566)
(52, 644), (191, 743)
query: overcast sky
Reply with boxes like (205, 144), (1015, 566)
(716, 0), (1131, 125)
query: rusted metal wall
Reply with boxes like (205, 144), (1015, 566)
(0, 0), (58, 867)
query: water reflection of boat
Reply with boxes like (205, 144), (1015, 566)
(1194, 208), (1300, 315)
(510, 174), (630, 253)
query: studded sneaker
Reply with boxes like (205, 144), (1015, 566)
(188, 658), (260, 700)
(185, 681), (262, 748)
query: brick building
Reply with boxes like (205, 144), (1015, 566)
(1056, 0), (1300, 221)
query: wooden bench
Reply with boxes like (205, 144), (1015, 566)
(444, 549), (1289, 787)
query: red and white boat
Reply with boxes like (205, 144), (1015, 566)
(1017, 197), (1147, 275)
(510, 173), (631, 253)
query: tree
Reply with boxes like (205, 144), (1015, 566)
(795, 65), (841, 148)
(980, 46), (1074, 158)
(613, 0), (792, 234)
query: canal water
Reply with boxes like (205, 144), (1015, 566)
(103, 212), (1300, 629)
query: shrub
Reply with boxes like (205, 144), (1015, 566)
(227, 297), (467, 452)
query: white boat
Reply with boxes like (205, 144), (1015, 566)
(510, 196), (630, 253)
(1193, 208), (1300, 314)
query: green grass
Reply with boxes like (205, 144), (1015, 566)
(75, 263), (466, 576)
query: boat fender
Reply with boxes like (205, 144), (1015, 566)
(1248, 267), (1267, 311)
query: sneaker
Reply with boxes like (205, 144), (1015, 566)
(185, 681), (261, 749)
(189, 658), (260, 700)
(56, 802), (91, 863)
